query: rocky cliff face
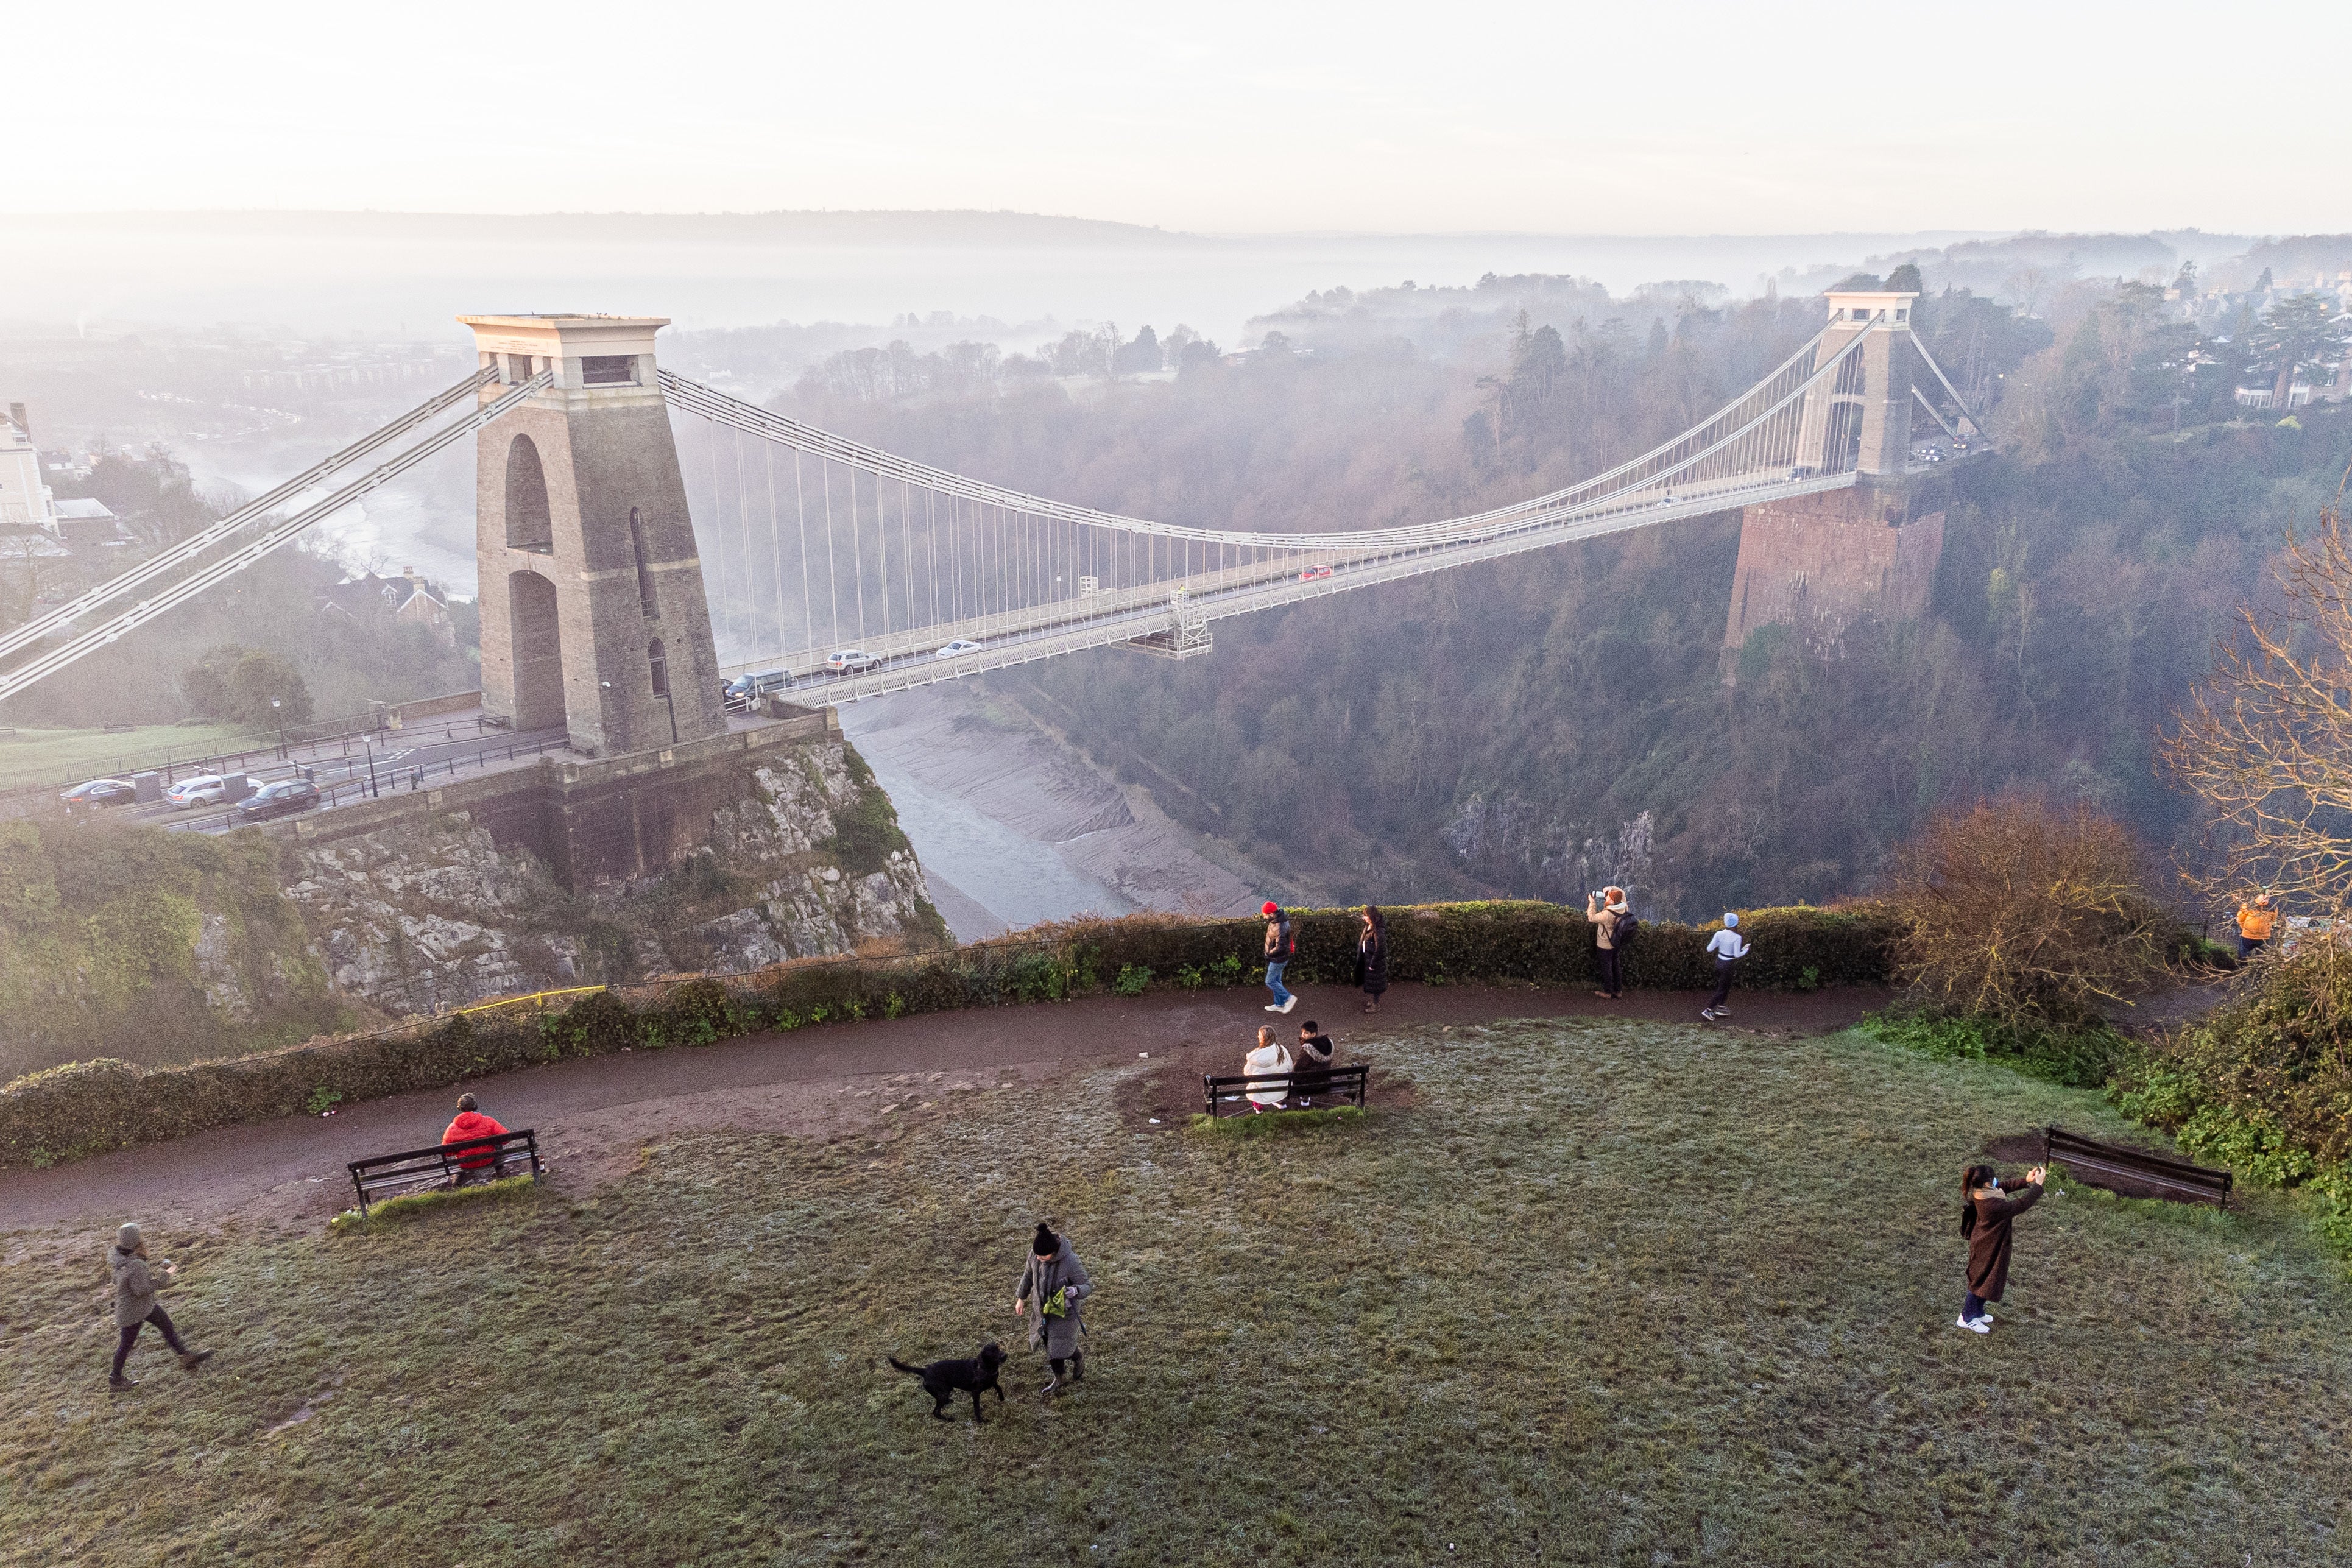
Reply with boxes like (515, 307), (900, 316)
(0, 738), (945, 1080)
(281, 740), (943, 1015)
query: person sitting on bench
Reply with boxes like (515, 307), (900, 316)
(442, 1092), (510, 1185)
(1243, 1026), (1292, 1112)
(1293, 1021), (1335, 1105)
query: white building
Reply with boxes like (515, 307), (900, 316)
(0, 402), (60, 534)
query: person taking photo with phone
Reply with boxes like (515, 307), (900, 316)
(1957, 1161), (2046, 1333)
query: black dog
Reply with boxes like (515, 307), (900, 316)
(888, 1341), (1008, 1423)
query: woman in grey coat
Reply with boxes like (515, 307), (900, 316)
(108, 1222), (211, 1391)
(1012, 1221), (1092, 1395)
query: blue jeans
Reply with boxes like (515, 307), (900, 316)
(1264, 961), (1292, 1007)
(1962, 1291), (1987, 1322)
(2238, 935), (2266, 962)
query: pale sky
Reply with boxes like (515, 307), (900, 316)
(10, 0), (2344, 235)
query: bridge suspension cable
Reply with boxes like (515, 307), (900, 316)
(0, 374), (551, 708)
(0, 367), (499, 667)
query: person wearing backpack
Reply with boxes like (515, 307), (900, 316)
(1260, 900), (1298, 1015)
(1586, 886), (1631, 1000)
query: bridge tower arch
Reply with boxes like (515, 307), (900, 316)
(464, 314), (727, 755)
(1722, 289), (1944, 674)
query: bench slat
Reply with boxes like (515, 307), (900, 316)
(1201, 1066), (1369, 1118)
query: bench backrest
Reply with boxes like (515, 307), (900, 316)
(2044, 1125), (2231, 1207)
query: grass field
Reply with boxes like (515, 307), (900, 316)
(0, 722), (251, 789)
(4, 1019), (2347, 1566)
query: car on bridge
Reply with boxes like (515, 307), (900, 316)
(722, 669), (794, 709)
(1297, 565), (1333, 582)
(164, 774), (231, 809)
(824, 649), (882, 674)
(934, 638), (983, 660)
(60, 777), (138, 810)
(230, 778), (322, 824)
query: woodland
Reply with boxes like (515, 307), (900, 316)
(778, 274), (2352, 919)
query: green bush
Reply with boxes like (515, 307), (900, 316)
(1861, 1006), (2133, 1090)
(0, 900), (1899, 1170)
(1113, 965), (1152, 997)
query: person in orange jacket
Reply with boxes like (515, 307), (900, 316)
(442, 1092), (509, 1184)
(2235, 892), (2277, 962)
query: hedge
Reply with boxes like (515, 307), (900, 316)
(0, 900), (1895, 1170)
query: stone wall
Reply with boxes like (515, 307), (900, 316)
(1720, 478), (1945, 666)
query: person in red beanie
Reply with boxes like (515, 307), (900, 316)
(442, 1092), (509, 1184)
(1260, 900), (1297, 1015)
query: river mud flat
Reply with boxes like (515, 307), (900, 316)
(838, 686), (1264, 940)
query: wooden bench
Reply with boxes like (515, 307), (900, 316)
(1201, 1064), (1369, 1118)
(348, 1129), (543, 1214)
(2043, 1125), (2232, 1208)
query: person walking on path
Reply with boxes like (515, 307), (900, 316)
(442, 1092), (510, 1185)
(107, 1223), (212, 1390)
(1244, 1025), (1294, 1111)
(1701, 913), (1748, 1022)
(1355, 905), (1390, 1015)
(1587, 886), (1630, 1000)
(2234, 893), (2276, 962)
(1013, 1221), (1093, 1395)
(1957, 1161), (2046, 1333)
(1261, 901), (1298, 1015)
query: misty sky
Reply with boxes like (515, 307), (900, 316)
(12, 1), (2343, 235)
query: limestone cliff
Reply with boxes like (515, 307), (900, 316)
(0, 737), (945, 1081)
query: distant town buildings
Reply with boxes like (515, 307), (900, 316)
(317, 567), (455, 648)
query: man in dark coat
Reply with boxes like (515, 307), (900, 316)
(1959, 1162), (2046, 1332)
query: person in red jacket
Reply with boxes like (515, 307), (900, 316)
(442, 1093), (509, 1184)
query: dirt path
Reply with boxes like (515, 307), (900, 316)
(0, 982), (1888, 1243)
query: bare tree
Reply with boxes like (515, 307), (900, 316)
(2163, 495), (2352, 909)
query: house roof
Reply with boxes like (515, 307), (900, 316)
(54, 498), (118, 521)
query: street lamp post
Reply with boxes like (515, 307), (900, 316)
(271, 697), (286, 760)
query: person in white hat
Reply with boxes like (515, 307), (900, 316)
(1701, 913), (1748, 1022)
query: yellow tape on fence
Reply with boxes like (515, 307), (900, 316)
(451, 984), (607, 1017)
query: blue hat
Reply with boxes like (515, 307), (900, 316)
(1723, 912), (1739, 928)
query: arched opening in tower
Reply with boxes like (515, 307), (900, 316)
(505, 434), (554, 553)
(508, 569), (565, 731)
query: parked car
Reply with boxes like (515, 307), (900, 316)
(825, 649), (883, 674)
(230, 779), (322, 824)
(1297, 565), (1333, 582)
(60, 778), (136, 809)
(723, 669), (794, 708)
(164, 774), (230, 809)
(934, 638), (983, 660)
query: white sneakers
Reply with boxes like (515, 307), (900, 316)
(1280, 997), (1298, 1014)
(1263, 1002), (1283, 1012)
(1955, 1315), (1991, 1334)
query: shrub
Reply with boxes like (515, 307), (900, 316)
(1882, 800), (2169, 1028)
(1113, 965), (1152, 997)
(1861, 1006), (2133, 1090)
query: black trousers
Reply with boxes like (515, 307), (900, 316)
(1597, 947), (1623, 997)
(1708, 957), (1738, 1009)
(113, 1306), (186, 1376)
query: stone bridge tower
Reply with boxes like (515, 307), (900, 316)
(1721, 290), (1946, 674)
(462, 314), (726, 756)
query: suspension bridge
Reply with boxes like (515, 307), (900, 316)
(0, 293), (1983, 747)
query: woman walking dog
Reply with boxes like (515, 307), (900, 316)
(1014, 1221), (1093, 1394)
(1957, 1161), (2046, 1333)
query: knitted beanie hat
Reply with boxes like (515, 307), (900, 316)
(1032, 1222), (1060, 1258)
(1723, 912), (1740, 928)
(116, 1222), (142, 1251)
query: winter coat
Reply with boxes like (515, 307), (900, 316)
(1017, 1240), (1093, 1358)
(110, 1246), (162, 1329)
(1356, 929), (1390, 995)
(1243, 1041), (1293, 1108)
(442, 1109), (509, 1168)
(1964, 1182), (2043, 1301)
(1594, 903), (1626, 950)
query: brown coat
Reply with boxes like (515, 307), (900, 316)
(1965, 1182), (2043, 1301)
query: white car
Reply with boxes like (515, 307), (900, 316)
(825, 649), (882, 674)
(934, 638), (983, 660)
(165, 774), (230, 809)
